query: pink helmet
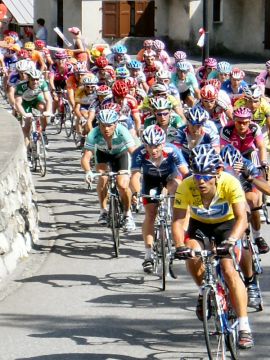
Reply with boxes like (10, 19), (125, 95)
(200, 84), (218, 100)
(233, 107), (252, 119)
(153, 39), (165, 51)
(230, 67), (245, 80)
(204, 57), (217, 68)
(143, 39), (154, 48)
(173, 50), (187, 61)
(143, 50), (156, 58)
(54, 51), (68, 60)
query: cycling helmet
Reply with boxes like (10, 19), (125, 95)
(204, 57), (217, 68)
(97, 109), (119, 124)
(143, 39), (154, 48)
(230, 67), (245, 80)
(16, 60), (31, 72)
(127, 59), (142, 69)
(143, 50), (156, 58)
(173, 51), (187, 61)
(176, 61), (190, 72)
(151, 83), (168, 94)
(26, 68), (42, 79)
(82, 74), (98, 86)
(191, 145), (223, 174)
(24, 42), (35, 50)
(204, 79), (222, 90)
(149, 97), (172, 110)
(4, 36), (15, 44)
(265, 60), (270, 69)
(126, 77), (138, 88)
(142, 125), (166, 146)
(156, 69), (171, 80)
(34, 40), (45, 49)
(8, 31), (19, 42)
(220, 144), (243, 166)
(217, 61), (231, 74)
(111, 44), (127, 54)
(200, 84), (218, 100)
(153, 39), (165, 51)
(54, 51), (68, 60)
(112, 80), (129, 97)
(243, 85), (262, 101)
(18, 49), (29, 59)
(115, 66), (130, 79)
(95, 56), (109, 68)
(96, 85), (112, 96)
(233, 106), (252, 119)
(187, 105), (209, 125)
(102, 102), (121, 112)
(74, 62), (88, 73)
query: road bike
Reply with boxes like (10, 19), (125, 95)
(52, 89), (73, 137)
(142, 191), (175, 291)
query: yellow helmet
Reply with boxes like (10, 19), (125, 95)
(24, 42), (35, 50)
(4, 36), (15, 44)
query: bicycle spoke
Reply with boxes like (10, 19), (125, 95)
(109, 195), (121, 257)
(37, 134), (47, 177)
(64, 103), (73, 138)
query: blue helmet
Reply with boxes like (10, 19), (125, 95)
(111, 44), (127, 54)
(176, 61), (190, 72)
(127, 59), (142, 69)
(97, 109), (119, 124)
(187, 105), (209, 125)
(190, 145), (223, 174)
(217, 61), (232, 74)
(220, 144), (243, 166)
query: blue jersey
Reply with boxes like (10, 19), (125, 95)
(131, 142), (187, 177)
(221, 79), (248, 96)
(174, 120), (220, 162)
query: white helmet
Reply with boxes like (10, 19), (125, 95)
(16, 60), (31, 72)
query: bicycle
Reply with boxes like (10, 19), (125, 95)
(52, 89), (73, 137)
(27, 109), (47, 177)
(192, 243), (240, 360)
(92, 171), (127, 257)
(142, 191), (175, 291)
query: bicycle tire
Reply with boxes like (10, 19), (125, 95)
(63, 103), (73, 138)
(203, 286), (226, 360)
(109, 195), (121, 257)
(226, 309), (239, 360)
(152, 223), (167, 291)
(37, 133), (47, 177)
(51, 110), (63, 135)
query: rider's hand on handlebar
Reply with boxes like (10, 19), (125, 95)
(216, 238), (235, 256)
(174, 246), (194, 260)
(85, 170), (93, 184)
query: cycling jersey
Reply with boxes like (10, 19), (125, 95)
(174, 120), (220, 162)
(50, 63), (73, 83)
(142, 61), (163, 86)
(174, 171), (245, 224)
(75, 86), (97, 107)
(220, 122), (263, 156)
(15, 79), (49, 112)
(84, 123), (135, 155)
(131, 142), (187, 177)
(171, 72), (199, 96)
(140, 94), (180, 112)
(156, 50), (171, 71)
(221, 79), (248, 101)
(234, 97), (270, 127)
(66, 74), (80, 91)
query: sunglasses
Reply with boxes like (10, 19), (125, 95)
(156, 111), (169, 116)
(235, 120), (250, 125)
(202, 99), (215, 103)
(194, 174), (215, 182)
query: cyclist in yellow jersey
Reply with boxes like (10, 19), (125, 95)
(172, 144), (253, 350)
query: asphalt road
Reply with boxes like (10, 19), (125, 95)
(0, 124), (269, 360)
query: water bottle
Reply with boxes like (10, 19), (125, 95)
(33, 131), (38, 143)
(217, 283), (227, 311)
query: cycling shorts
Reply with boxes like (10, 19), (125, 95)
(180, 89), (191, 101)
(142, 172), (177, 205)
(95, 150), (129, 172)
(22, 94), (45, 113)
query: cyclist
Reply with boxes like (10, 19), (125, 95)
(66, 62), (88, 110)
(172, 145), (254, 349)
(200, 84), (233, 132)
(204, 78), (232, 109)
(92, 56), (115, 86)
(130, 125), (189, 272)
(23, 42), (46, 72)
(152, 39), (171, 71)
(14, 68), (52, 148)
(196, 57), (217, 87)
(81, 109), (136, 231)
(174, 105), (220, 162)
(173, 50), (195, 73)
(34, 40), (53, 70)
(221, 67), (248, 104)
(255, 59), (270, 97)
(136, 39), (154, 62)
(208, 61), (232, 84)
(155, 69), (180, 102)
(107, 44), (131, 68)
(171, 61), (200, 107)
(127, 59), (149, 93)
(142, 50), (163, 87)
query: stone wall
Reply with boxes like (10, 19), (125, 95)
(0, 109), (39, 280)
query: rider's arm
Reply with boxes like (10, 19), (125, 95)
(130, 170), (141, 194)
(74, 102), (82, 119)
(172, 208), (187, 248)
(14, 96), (28, 117)
(43, 90), (52, 113)
(229, 201), (248, 241)
(256, 137), (268, 165)
(81, 149), (93, 172)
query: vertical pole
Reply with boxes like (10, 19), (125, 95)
(202, 0), (209, 63)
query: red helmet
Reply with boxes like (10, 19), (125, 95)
(97, 85), (112, 96)
(18, 49), (29, 59)
(96, 56), (109, 68)
(204, 57), (217, 68)
(230, 67), (245, 80)
(204, 79), (221, 90)
(200, 84), (218, 100)
(126, 77), (138, 89)
(35, 40), (45, 49)
(112, 80), (129, 97)
(102, 102), (121, 112)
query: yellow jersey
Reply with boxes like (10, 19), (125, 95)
(174, 172), (245, 224)
(234, 97), (270, 127)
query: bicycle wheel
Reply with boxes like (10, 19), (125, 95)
(37, 133), (47, 177)
(109, 195), (121, 257)
(63, 103), (73, 138)
(51, 110), (63, 135)
(226, 309), (239, 360)
(203, 286), (226, 360)
(153, 223), (167, 291)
